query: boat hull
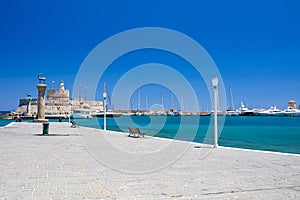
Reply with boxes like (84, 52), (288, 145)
(92, 113), (122, 118)
(239, 112), (255, 116)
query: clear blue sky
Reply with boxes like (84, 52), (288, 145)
(0, 0), (299, 111)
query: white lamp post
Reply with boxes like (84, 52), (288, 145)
(212, 77), (219, 148)
(68, 101), (72, 124)
(103, 90), (107, 131)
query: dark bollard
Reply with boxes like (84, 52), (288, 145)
(42, 122), (49, 135)
(16, 117), (22, 122)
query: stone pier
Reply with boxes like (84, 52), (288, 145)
(0, 122), (299, 199)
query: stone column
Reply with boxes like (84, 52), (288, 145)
(26, 97), (32, 116)
(36, 84), (48, 122)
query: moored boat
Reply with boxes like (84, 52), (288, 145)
(269, 106), (285, 116)
(226, 110), (239, 116)
(71, 108), (93, 119)
(238, 102), (255, 116)
(284, 109), (300, 117)
(92, 111), (122, 118)
(257, 106), (284, 116)
(1, 116), (14, 120)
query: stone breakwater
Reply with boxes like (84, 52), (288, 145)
(0, 122), (299, 199)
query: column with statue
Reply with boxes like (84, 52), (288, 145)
(36, 73), (48, 122)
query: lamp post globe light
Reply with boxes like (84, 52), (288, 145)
(212, 77), (219, 88)
(212, 77), (219, 148)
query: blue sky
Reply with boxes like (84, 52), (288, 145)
(0, 0), (299, 110)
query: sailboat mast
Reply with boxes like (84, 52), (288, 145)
(79, 84), (81, 100)
(79, 84), (83, 105)
(161, 93), (164, 108)
(229, 86), (235, 110)
(171, 93), (174, 109)
(84, 86), (88, 103)
(181, 94), (184, 112)
(130, 100), (132, 111)
(138, 88), (141, 111)
(146, 95), (148, 112)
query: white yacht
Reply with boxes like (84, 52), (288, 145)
(269, 106), (285, 116)
(258, 106), (284, 116)
(284, 109), (300, 117)
(257, 109), (268, 116)
(226, 110), (239, 116)
(226, 86), (239, 116)
(71, 108), (93, 119)
(91, 110), (122, 118)
(238, 102), (255, 116)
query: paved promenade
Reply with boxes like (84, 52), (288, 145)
(0, 122), (299, 199)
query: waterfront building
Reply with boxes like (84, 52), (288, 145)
(15, 81), (103, 117)
(45, 81), (69, 116)
(288, 100), (296, 109)
(16, 99), (38, 116)
(47, 81), (69, 102)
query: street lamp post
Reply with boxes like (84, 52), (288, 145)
(68, 101), (72, 124)
(103, 90), (107, 131)
(212, 77), (219, 148)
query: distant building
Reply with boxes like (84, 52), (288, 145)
(45, 81), (70, 115)
(15, 81), (103, 116)
(71, 98), (103, 112)
(17, 98), (38, 116)
(47, 81), (69, 102)
(19, 98), (37, 107)
(288, 100), (297, 109)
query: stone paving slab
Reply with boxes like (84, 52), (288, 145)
(0, 122), (299, 199)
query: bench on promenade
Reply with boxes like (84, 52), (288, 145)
(128, 127), (145, 138)
(71, 121), (79, 128)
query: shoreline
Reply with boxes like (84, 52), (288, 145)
(3, 121), (300, 157)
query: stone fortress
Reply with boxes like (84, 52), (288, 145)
(16, 81), (103, 118)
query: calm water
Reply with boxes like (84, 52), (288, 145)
(0, 118), (69, 126)
(1, 116), (300, 154)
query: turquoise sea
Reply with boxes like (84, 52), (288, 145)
(1, 116), (300, 154)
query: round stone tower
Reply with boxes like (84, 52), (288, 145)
(288, 100), (296, 110)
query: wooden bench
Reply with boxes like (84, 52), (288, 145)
(128, 127), (145, 138)
(71, 121), (79, 128)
